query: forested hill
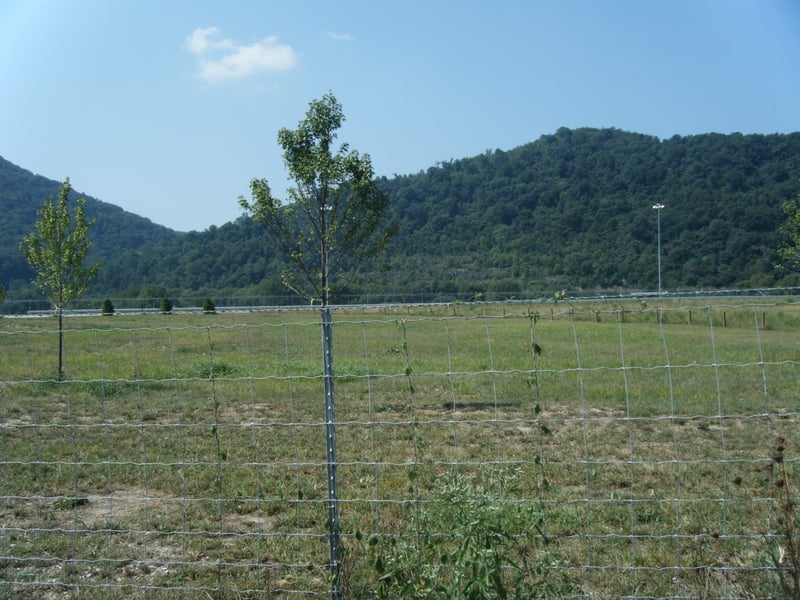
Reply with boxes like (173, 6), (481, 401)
(374, 128), (800, 295)
(3, 128), (800, 303)
(0, 155), (179, 293)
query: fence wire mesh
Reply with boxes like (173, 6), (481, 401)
(0, 301), (798, 598)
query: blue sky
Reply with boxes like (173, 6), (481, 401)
(2, 0), (799, 232)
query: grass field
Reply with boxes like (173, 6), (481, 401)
(0, 300), (798, 598)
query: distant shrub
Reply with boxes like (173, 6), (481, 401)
(202, 297), (216, 313)
(159, 297), (173, 314)
(101, 298), (114, 315)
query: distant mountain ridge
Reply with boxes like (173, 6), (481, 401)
(374, 128), (800, 295)
(0, 155), (179, 294)
(2, 128), (800, 305)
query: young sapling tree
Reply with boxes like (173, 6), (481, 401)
(20, 178), (99, 377)
(239, 92), (397, 306)
(240, 93), (397, 598)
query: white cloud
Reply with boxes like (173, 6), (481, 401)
(185, 27), (298, 83)
(185, 27), (232, 55)
(327, 31), (354, 42)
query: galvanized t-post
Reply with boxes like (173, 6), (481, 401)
(320, 197), (341, 598)
(321, 305), (341, 598)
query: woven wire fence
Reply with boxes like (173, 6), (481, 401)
(0, 301), (798, 598)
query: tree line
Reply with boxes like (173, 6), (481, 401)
(372, 128), (800, 296)
(3, 127), (800, 308)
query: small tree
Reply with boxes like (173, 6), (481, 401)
(20, 178), (99, 377)
(240, 93), (397, 597)
(239, 92), (397, 306)
(202, 297), (216, 313)
(101, 298), (114, 315)
(779, 193), (800, 273)
(159, 297), (174, 314)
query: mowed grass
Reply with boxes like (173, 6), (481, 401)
(0, 300), (798, 598)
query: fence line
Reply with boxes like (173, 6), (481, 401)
(3, 285), (800, 316)
(0, 301), (798, 598)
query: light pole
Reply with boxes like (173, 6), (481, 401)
(652, 203), (665, 297)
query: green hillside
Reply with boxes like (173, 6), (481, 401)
(375, 128), (800, 297)
(2, 128), (800, 307)
(0, 155), (179, 297)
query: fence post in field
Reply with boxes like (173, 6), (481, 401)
(321, 305), (341, 598)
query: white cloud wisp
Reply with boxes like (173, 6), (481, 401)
(327, 31), (354, 42)
(186, 27), (298, 83)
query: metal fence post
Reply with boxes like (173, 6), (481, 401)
(321, 305), (341, 599)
